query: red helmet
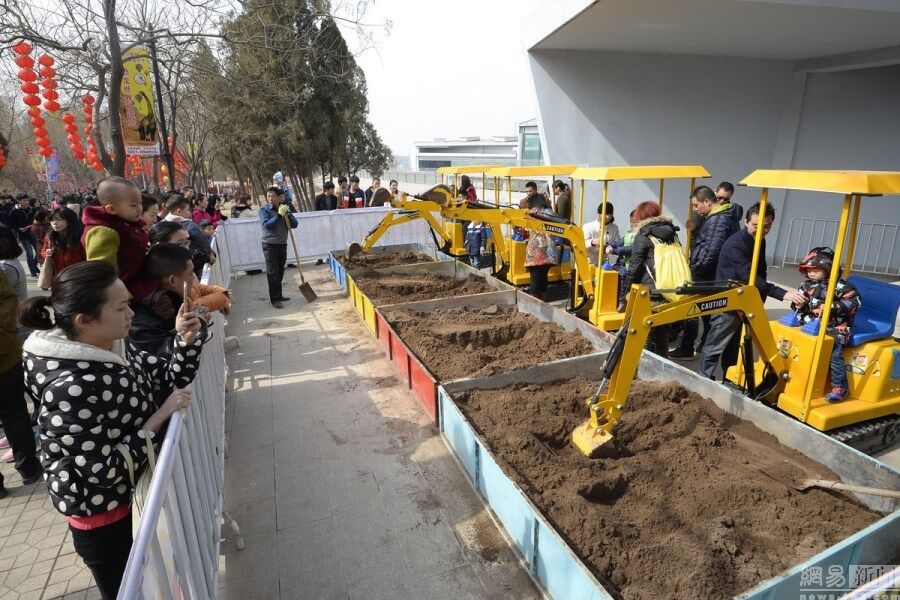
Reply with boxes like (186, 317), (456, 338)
(798, 246), (835, 276)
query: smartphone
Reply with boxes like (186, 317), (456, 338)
(183, 281), (190, 309)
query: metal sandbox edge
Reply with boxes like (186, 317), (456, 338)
(438, 353), (899, 600)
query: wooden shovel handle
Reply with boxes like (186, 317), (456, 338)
(283, 213), (306, 284)
(807, 479), (900, 499)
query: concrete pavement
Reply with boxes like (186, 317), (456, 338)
(217, 264), (539, 600)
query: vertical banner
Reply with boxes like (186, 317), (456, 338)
(120, 47), (160, 156)
(26, 147), (47, 181)
(45, 147), (59, 182)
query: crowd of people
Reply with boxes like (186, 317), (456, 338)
(0, 171), (864, 599)
(0, 176), (235, 599)
(455, 176), (860, 403)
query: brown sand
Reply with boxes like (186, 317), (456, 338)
(338, 250), (435, 270)
(385, 305), (596, 380)
(352, 270), (495, 305)
(456, 378), (879, 600)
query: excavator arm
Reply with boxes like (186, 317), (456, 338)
(346, 185), (595, 308)
(572, 282), (788, 457)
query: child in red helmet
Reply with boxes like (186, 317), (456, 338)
(791, 246), (861, 403)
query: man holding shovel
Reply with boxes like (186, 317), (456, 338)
(259, 186), (298, 308)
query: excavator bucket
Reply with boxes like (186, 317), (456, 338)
(346, 242), (363, 260)
(571, 419), (615, 458)
(414, 184), (454, 204)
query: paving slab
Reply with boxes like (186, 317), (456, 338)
(219, 265), (539, 599)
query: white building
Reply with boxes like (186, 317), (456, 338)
(413, 119), (545, 171)
(524, 0), (900, 273)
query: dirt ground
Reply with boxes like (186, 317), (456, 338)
(337, 250), (435, 270)
(455, 378), (880, 600)
(352, 270), (495, 305)
(384, 304), (596, 381)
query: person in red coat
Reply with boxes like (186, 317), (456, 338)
(40, 207), (86, 273)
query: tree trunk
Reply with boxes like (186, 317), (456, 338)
(92, 70), (113, 172)
(151, 157), (160, 190)
(103, 0), (127, 176)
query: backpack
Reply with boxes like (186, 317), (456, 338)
(646, 235), (692, 302)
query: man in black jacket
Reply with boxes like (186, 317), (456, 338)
(698, 202), (805, 379)
(8, 194), (38, 276)
(313, 182), (338, 264)
(672, 186), (743, 360)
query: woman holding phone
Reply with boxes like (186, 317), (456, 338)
(19, 260), (206, 599)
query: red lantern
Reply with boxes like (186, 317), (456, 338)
(44, 100), (60, 113)
(83, 93), (95, 105)
(38, 54), (54, 67)
(12, 41), (32, 55)
(23, 95), (41, 106)
(15, 55), (34, 68)
(40, 79), (58, 90)
(34, 127), (48, 137)
(20, 82), (39, 94)
(39, 65), (56, 79)
(39, 147), (53, 158)
(36, 137), (51, 148)
(30, 116), (45, 127)
(27, 106), (41, 117)
(41, 89), (59, 101)
(17, 68), (37, 82)
(62, 113), (75, 124)
(67, 134), (80, 143)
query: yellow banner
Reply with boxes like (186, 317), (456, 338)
(120, 47), (160, 156)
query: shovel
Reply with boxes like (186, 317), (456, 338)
(283, 214), (318, 303)
(760, 469), (900, 499)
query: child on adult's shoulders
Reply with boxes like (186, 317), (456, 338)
(81, 176), (153, 300)
(790, 246), (861, 403)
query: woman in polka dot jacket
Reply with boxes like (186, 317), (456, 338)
(19, 260), (205, 600)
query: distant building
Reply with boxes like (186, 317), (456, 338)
(413, 120), (543, 171)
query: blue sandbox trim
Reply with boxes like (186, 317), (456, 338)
(438, 386), (900, 600)
(439, 387), (612, 600)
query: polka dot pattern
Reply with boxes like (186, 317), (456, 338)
(23, 335), (204, 517)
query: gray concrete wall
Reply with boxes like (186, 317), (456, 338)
(529, 49), (900, 272)
(777, 66), (900, 272)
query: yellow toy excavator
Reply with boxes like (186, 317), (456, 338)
(573, 169), (900, 458)
(572, 279), (785, 457)
(346, 184), (598, 313)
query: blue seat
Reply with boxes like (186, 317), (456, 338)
(846, 275), (900, 347)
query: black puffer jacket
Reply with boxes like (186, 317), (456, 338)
(22, 329), (204, 517)
(690, 202), (743, 281)
(625, 215), (679, 290)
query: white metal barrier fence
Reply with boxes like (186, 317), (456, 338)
(779, 217), (900, 275)
(222, 206), (435, 272)
(118, 234), (237, 599)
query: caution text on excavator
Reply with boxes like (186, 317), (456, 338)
(688, 298), (728, 315)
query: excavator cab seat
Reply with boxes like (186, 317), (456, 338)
(845, 276), (900, 347)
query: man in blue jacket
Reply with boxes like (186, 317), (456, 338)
(259, 186), (298, 308)
(671, 186), (743, 360)
(698, 202), (805, 379)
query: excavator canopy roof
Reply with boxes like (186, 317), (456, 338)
(435, 165), (503, 175)
(740, 170), (900, 196)
(485, 165), (578, 177)
(570, 165), (709, 181)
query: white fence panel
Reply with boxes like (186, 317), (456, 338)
(119, 228), (231, 599)
(222, 208), (435, 271)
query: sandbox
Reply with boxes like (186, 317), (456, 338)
(377, 290), (609, 422)
(336, 250), (436, 270)
(440, 355), (900, 600)
(327, 242), (451, 292)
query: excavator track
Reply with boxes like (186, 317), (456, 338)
(828, 414), (899, 455)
